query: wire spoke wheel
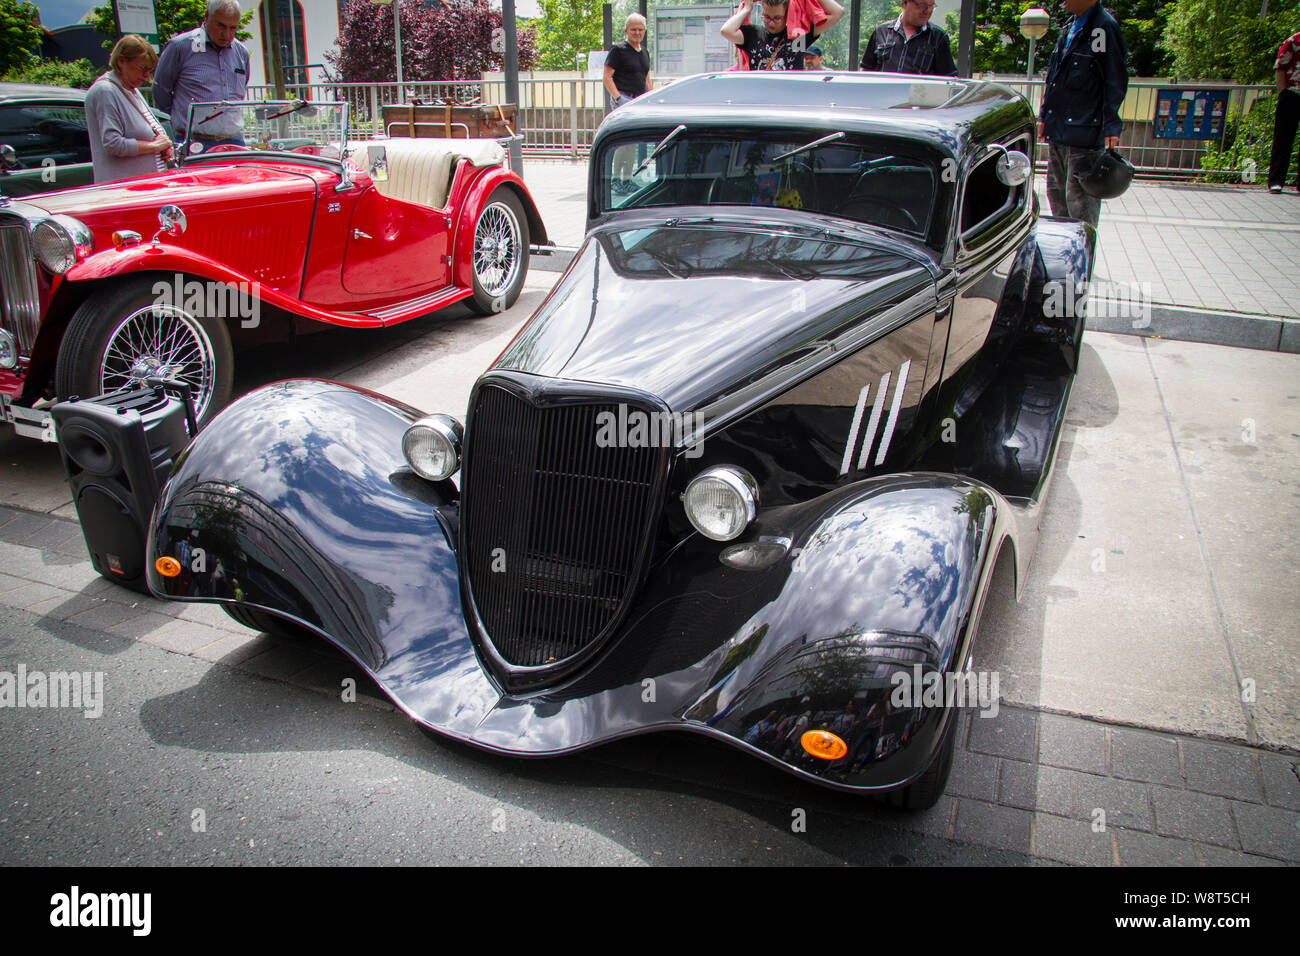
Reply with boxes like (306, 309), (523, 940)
(96, 303), (217, 418)
(472, 201), (523, 298)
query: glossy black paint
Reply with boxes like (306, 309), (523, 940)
(147, 74), (1093, 797)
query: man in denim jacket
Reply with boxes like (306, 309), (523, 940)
(1036, 0), (1128, 227)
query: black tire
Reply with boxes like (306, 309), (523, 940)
(222, 603), (311, 641)
(466, 186), (530, 316)
(55, 275), (234, 430)
(882, 710), (959, 811)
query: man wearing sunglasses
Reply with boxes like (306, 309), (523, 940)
(859, 0), (957, 77)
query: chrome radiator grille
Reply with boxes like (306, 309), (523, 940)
(462, 383), (663, 670)
(0, 217), (38, 354)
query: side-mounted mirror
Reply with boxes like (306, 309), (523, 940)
(152, 204), (188, 245)
(0, 143), (18, 173)
(994, 149), (1032, 187)
(158, 204), (187, 235)
(367, 144), (388, 183)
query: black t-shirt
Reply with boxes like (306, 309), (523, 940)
(606, 41), (650, 97)
(737, 24), (817, 71)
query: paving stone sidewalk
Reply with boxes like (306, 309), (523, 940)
(521, 158), (1300, 323)
(3, 503), (1296, 866)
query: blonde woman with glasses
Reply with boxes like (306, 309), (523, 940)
(85, 34), (174, 183)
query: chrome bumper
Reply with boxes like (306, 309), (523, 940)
(0, 394), (55, 442)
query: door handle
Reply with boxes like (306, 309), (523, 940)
(352, 228), (372, 240)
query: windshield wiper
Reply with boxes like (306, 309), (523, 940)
(771, 131), (845, 163)
(263, 99), (319, 121)
(633, 124), (686, 176)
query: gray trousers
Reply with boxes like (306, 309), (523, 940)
(1046, 143), (1102, 228)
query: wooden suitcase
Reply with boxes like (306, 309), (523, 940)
(381, 103), (518, 139)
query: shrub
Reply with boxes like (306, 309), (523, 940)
(1201, 93), (1300, 185)
(2, 58), (101, 89)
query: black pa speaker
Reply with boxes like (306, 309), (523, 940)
(53, 388), (191, 593)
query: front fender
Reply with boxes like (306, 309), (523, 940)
(1027, 215), (1095, 371)
(680, 475), (1013, 791)
(63, 247), (380, 329)
(451, 167), (547, 290)
(146, 380), (506, 737)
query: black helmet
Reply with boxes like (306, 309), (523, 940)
(1077, 148), (1134, 200)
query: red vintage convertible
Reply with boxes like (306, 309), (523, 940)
(0, 99), (547, 439)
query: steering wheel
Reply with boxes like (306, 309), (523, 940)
(833, 195), (920, 232)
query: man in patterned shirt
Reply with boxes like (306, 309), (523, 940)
(1269, 31), (1300, 194)
(153, 0), (250, 153)
(859, 0), (957, 76)
(721, 0), (845, 72)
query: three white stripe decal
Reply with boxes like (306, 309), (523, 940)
(839, 360), (911, 476)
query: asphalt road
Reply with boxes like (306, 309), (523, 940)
(0, 604), (1035, 866)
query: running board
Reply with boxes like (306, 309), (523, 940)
(343, 286), (474, 325)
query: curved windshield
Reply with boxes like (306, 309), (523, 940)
(600, 130), (936, 237)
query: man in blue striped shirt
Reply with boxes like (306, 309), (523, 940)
(153, 0), (250, 152)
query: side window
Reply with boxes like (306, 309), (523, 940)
(959, 137), (1029, 246)
(0, 103), (91, 169)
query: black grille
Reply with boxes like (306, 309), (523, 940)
(463, 384), (663, 669)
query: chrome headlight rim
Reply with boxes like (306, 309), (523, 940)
(682, 465), (759, 542)
(32, 214), (93, 274)
(402, 413), (464, 481)
(0, 328), (17, 369)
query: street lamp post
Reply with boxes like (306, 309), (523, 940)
(371, 0), (405, 104)
(1019, 8), (1051, 83)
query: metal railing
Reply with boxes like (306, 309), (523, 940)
(247, 78), (619, 159)
(989, 76), (1274, 178)
(248, 76), (1278, 175)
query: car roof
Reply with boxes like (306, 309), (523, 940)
(597, 72), (1034, 160)
(0, 82), (89, 103)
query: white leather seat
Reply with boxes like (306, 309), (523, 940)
(349, 138), (506, 209)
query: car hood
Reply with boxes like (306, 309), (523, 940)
(16, 163), (323, 220)
(493, 219), (936, 413)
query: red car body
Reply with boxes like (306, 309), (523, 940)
(0, 117), (547, 439)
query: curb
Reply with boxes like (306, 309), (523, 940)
(1088, 300), (1300, 353)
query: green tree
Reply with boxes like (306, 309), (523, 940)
(1161, 0), (1298, 82)
(945, 1), (1173, 77)
(88, 0), (253, 50)
(0, 0), (42, 75)
(535, 0), (603, 70)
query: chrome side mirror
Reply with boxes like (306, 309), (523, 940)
(152, 204), (188, 246)
(158, 204), (187, 235)
(367, 145), (388, 183)
(994, 148), (1032, 187)
(0, 144), (17, 172)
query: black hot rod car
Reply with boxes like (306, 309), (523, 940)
(147, 73), (1093, 808)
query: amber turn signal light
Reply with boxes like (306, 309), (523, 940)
(800, 729), (848, 761)
(155, 556), (182, 578)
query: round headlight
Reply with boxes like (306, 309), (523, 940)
(402, 414), (463, 481)
(682, 465), (758, 542)
(32, 215), (92, 274)
(0, 328), (17, 369)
